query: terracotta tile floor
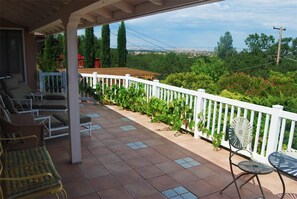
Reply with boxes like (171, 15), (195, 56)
(43, 102), (297, 199)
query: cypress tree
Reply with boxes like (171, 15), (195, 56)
(101, 24), (111, 67)
(44, 35), (58, 71)
(117, 21), (127, 67)
(84, 27), (95, 68)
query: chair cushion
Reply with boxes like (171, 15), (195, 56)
(4, 159), (62, 198)
(31, 100), (47, 109)
(2, 78), (19, 90)
(12, 73), (24, 83)
(38, 100), (67, 110)
(3, 146), (50, 169)
(18, 82), (33, 94)
(43, 93), (66, 100)
(6, 88), (26, 99)
(53, 113), (91, 125)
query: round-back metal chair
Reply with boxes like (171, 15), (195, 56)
(220, 117), (273, 199)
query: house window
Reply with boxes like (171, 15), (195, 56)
(0, 29), (24, 78)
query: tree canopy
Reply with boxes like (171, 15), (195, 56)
(214, 31), (235, 58)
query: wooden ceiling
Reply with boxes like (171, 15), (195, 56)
(0, 0), (221, 34)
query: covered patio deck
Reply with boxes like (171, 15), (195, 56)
(44, 102), (297, 199)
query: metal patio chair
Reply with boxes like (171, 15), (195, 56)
(220, 117), (273, 199)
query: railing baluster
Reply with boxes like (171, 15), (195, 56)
(287, 121), (295, 150)
(207, 100), (212, 130)
(261, 114), (270, 156)
(250, 111), (255, 128)
(237, 107), (241, 117)
(243, 108), (248, 118)
(217, 102), (223, 134)
(223, 104), (228, 134)
(211, 101), (217, 135)
(230, 106), (234, 124)
(253, 112), (262, 153)
(278, 118), (286, 151)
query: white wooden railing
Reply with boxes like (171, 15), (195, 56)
(39, 71), (297, 163)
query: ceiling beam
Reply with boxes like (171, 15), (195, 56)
(95, 8), (113, 19)
(74, 0), (121, 15)
(82, 13), (96, 23)
(148, 0), (165, 6)
(113, 1), (135, 14)
(30, 0), (121, 33)
(29, 0), (97, 32)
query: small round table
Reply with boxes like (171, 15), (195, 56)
(268, 151), (297, 199)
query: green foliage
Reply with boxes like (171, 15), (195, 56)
(214, 31), (236, 58)
(94, 36), (102, 58)
(110, 48), (118, 67)
(38, 34), (65, 72)
(245, 33), (275, 54)
(127, 52), (196, 79)
(162, 72), (217, 94)
(84, 27), (95, 68)
(117, 21), (127, 67)
(212, 132), (224, 150)
(218, 73), (270, 97)
(146, 98), (195, 131)
(78, 35), (85, 55)
(218, 72), (297, 113)
(191, 56), (228, 82)
(224, 51), (270, 77)
(146, 97), (171, 124)
(101, 24), (111, 67)
(197, 112), (223, 150)
(41, 35), (59, 71)
(81, 83), (195, 132)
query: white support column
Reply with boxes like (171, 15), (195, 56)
(266, 105), (283, 157)
(63, 14), (82, 164)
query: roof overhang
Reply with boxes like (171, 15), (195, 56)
(0, 0), (221, 35)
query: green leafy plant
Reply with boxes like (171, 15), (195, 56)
(197, 112), (210, 136)
(197, 112), (224, 150)
(212, 132), (224, 151)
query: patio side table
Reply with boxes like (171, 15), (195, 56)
(268, 151), (297, 199)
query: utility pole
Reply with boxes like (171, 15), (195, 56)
(273, 26), (286, 65)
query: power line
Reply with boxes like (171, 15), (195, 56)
(111, 23), (173, 51)
(126, 31), (168, 51)
(233, 61), (275, 72)
(110, 31), (146, 51)
(124, 25), (177, 50)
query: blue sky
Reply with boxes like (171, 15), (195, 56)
(79, 0), (297, 51)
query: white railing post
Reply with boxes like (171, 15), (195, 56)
(266, 105), (283, 156)
(125, 74), (131, 88)
(152, 79), (159, 97)
(39, 71), (44, 92)
(92, 72), (97, 88)
(194, 89), (206, 139)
